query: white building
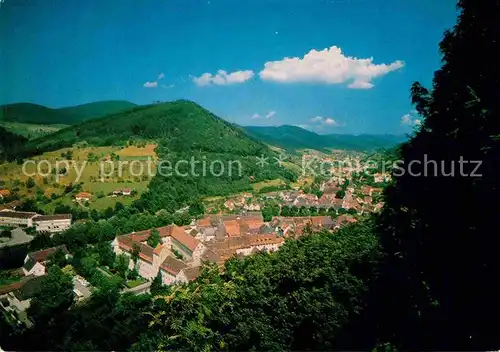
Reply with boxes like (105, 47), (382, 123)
(0, 210), (37, 228)
(112, 225), (209, 285)
(22, 245), (70, 276)
(32, 214), (72, 233)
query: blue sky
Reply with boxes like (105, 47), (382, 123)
(1, 0), (458, 134)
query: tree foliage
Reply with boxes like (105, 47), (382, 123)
(376, 1), (500, 349)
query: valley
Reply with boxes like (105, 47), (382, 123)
(1, 0), (495, 349)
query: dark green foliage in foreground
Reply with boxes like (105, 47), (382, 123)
(1, 221), (379, 351)
(376, 1), (500, 349)
(27, 266), (74, 325)
(136, 221), (380, 351)
(0, 125), (28, 161)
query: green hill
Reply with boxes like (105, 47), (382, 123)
(0, 125), (28, 161)
(21, 100), (295, 212)
(25, 100), (268, 155)
(243, 125), (407, 152)
(0, 100), (137, 125)
(56, 100), (137, 122)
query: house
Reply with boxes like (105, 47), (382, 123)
(75, 192), (92, 201)
(0, 275), (46, 316)
(243, 203), (261, 211)
(22, 245), (69, 276)
(0, 210), (38, 228)
(310, 216), (335, 230)
(159, 255), (187, 285)
(207, 233), (284, 258)
(0, 200), (23, 211)
(113, 188), (133, 196)
(224, 200), (235, 211)
(32, 214), (72, 233)
(361, 186), (373, 196)
(373, 173), (392, 183)
(112, 225), (209, 284)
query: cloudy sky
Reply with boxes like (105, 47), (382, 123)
(1, 0), (458, 134)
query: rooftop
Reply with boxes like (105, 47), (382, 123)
(0, 211), (38, 219)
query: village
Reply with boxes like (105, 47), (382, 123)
(0, 151), (392, 327)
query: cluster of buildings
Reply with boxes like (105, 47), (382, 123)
(112, 188), (133, 196)
(112, 212), (357, 287)
(0, 245), (85, 322)
(0, 210), (72, 234)
(223, 193), (261, 212)
(265, 186), (384, 214)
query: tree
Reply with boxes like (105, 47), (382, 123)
(335, 189), (346, 199)
(131, 243), (141, 264)
(128, 268), (139, 280)
(188, 199), (205, 218)
(147, 229), (161, 248)
(377, 1), (500, 349)
(96, 242), (116, 267)
(150, 272), (163, 294)
(26, 177), (35, 188)
(115, 253), (130, 279)
(261, 206), (273, 222)
(1, 228), (12, 238)
(28, 266), (74, 324)
(47, 248), (67, 268)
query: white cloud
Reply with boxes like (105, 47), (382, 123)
(143, 81), (158, 88)
(265, 111), (276, 119)
(193, 69), (254, 86)
(400, 110), (421, 126)
(251, 111), (276, 120)
(310, 115), (344, 127)
(259, 46), (404, 89)
(143, 73), (168, 88)
(348, 80), (374, 89)
(323, 117), (340, 126)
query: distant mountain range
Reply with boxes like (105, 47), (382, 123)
(0, 100), (137, 125)
(242, 125), (407, 152)
(0, 99), (406, 154)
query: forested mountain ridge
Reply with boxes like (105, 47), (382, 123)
(12, 100), (294, 213)
(243, 125), (406, 152)
(0, 100), (137, 125)
(23, 100), (270, 156)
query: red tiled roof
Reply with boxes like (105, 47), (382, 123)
(28, 245), (68, 263)
(33, 214), (72, 221)
(170, 226), (199, 251)
(223, 220), (240, 237)
(160, 256), (187, 276)
(75, 192), (92, 198)
(0, 211), (37, 219)
(183, 266), (201, 281)
(196, 217), (212, 227)
(153, 244), (163, 255)
(0, 189), (10, 196)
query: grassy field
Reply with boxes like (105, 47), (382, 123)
(126, 279), (146, 288)
(0, 121), (69, 139)
(0, 144), (158, 212)
(251, 178), (286, 191)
